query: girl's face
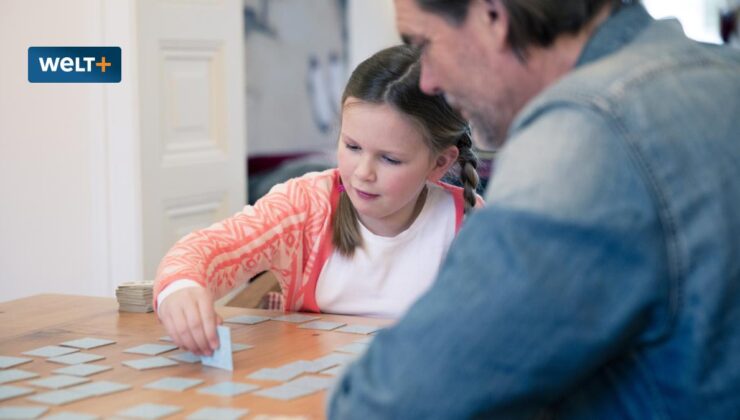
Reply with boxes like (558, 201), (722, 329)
(337, 98), (455, 236)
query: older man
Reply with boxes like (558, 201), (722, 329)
(329, 0), (740, 418)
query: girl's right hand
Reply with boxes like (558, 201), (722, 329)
(158, 287), (221, 356)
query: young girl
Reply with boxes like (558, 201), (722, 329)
(154, 45), (483, 356)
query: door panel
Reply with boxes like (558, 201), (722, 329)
(138, 0), (247, 278)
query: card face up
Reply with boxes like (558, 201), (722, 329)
(196, 381), (260, 397)
(143, 377), (203, 392)
(201, 326), (233, 371)
(186, 407), (249, 420)
(52, 364), (112, 377)
(122, 357), (178, 370)
(123, 343), (178, 356)
(116, 403), (182, 419)
(23, 346), (79, 358)
(60, 338), (116, 350)
(0, 405), (49, 419)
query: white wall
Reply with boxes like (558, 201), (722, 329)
(348, 0), (400, 71)
(0, 0), (141, 302)
(644, 0), (739, 43)
(245, 0), (345, 156)
(0, 0), (401, 302)
(244, 0), (401, 157)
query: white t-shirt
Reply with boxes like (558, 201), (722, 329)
(158, 183), (457, 319)
(315, 183), (456, 318)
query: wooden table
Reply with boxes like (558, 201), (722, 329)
(0, 294), (392, 419)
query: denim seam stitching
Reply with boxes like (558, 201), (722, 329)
(546, 93), (683, 345)
(600, 100), (683, 344)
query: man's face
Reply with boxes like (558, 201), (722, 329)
(395, 0), (526, 150)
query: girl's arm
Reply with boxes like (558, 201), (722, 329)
(153, 178), (311, 310)
(153, 177), (315, 356)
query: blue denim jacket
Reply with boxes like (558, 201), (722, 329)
(328, 4), (740, 419)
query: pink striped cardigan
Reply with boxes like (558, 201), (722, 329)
(153, 168), (479, 313)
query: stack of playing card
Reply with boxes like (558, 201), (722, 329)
(115, 281), (154, 313)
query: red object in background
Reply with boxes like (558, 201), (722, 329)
(247, 153), (314, 176)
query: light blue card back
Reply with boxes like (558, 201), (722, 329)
(116, 403), (181, 419)
(41, 412), (100, 420)
(0, 385), (35, 402)
(186, 407), (249, 420)
(143, 377), (203, 392)
(0, 356), (32, 369)
(0, 406), (49, 419)
(201, 326), (233, 371)
(60, 337), (115, 350)
(196, 381), (259, 397)
(0, 369), (39, 385)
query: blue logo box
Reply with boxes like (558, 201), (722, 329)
(28, 46), (121, 83)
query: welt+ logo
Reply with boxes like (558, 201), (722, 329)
(28, 47), (121, 83)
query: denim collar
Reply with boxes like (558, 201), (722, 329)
(576, 3), (653, 67)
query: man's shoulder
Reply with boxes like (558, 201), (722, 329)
(513, 22), (739, 134)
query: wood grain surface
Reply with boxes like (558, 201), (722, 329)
(0, 294), (392, 419)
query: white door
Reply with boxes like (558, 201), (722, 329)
(137, 0), (247, 278)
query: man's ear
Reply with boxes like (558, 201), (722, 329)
(428, 146), (460, 182)
(474, 0), (509, 52)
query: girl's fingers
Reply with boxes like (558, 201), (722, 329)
(196, 296), (219, 352)
(184, 305), (211, 356)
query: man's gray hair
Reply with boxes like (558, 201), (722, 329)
(417, 0), (635, 58)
